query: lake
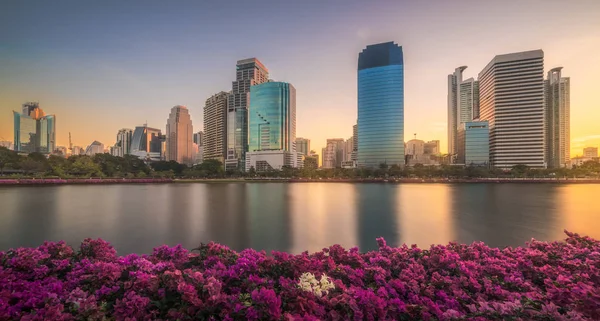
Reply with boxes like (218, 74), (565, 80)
(1, 183), (599, 254)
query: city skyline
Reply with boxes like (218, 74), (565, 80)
(1, 1), (600, 158)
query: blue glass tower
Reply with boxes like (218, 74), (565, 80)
(357, 42), (404, 167)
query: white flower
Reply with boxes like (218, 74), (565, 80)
(298, 272), (336, 297)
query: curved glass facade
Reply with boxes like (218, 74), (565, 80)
(357, 42), (404, 167)
(248, 82), (295, 153)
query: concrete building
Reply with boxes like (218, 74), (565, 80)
(478, 50), (545, 168)
(193, 131), (204, 164)
(226, 58), (269, 171)
(424, 140), (440, 155)
(13, 102), (56, 154)
(85, 141), (104, 156)
(204, 92), (228, 163)
(303, 152), (319, 169)
(111, 128), (133, 157)
(166, 105), (194, 165)
(583, 147), (598, 158)
(352, 124), (358, 162)
(357, 42), (405, 167)
(448, 67), (479, 156)
(71, 146), (83, 156)
(296, 138), (310, 156)
(457, 121), (490, 166)
(245, 81), (299, 172)
(130, 125), (163, 161)
(322, 138), (345, 169)
(545, 67), (570, 168)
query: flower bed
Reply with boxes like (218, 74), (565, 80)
(1, 231), (599, 320)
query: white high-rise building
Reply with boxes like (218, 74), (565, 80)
(448, 67), (479, 157)
(204, 92), (228, 163)
(545, 67), (570, 168)
(478, 50), (545, 168)
(111, 128), (133, 157)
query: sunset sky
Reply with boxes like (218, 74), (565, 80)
(1, 0), (599, 158)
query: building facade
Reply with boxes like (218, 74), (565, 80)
(322, 138), (345, 169)
(478, 50), (545, 168)
(85, 141), (104, 156)
(130, 125), (163, 161)
(457, 121), (490, 166)
(545, 67), (570, 168)
(13, 102), (56, 154)
(357, 42), (404, 167)
(226, 58), (269, 171)
(447, 67), (479, 157)
(245, 81), (298, 172)
(296, 138), (310, 156)
(352, 124), (358, 162)
(424, 140), (440, 155)
(111, 128), (133, 157)
(193, 131), (204, 164)
(583, 147), (598, 158)
(204, 92), (228, 163)
(166, 105), (194, 165)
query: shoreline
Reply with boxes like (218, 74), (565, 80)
(1, 177), (600, 185)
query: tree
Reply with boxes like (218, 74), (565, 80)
(0, 147), (18, 175)
(48, 155), (71, 177)
(511, 164), (529, 177)
(69, 155), (102, 177)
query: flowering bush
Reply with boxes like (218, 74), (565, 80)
(1, 231), (599, 320)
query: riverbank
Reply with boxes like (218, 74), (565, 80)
(1, 177), (600, 185)
(1, 231), (598, 320)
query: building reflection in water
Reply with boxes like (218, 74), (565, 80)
(356, 184), (397, 252)
(8, 186), (58, 249)
(397, 184), (454, 247)
(450, 184), (560, 248)
(205, 183), (249, 252)
(246, 183), (291, 253)
(289, 183), (357, 254)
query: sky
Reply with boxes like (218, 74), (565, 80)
(1, 0), (600, 158)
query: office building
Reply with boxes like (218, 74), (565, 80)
(478, 50), (545, 168)
(296, 138), (310, 156)
(457, 121), (489, 166)
(193, 131), (204, 164)
(304, 151), (319, 169)
(424, 140), (440, 155)
(166, 105), (194, 165)
(85, 141), (104, 156)
(545, 67), (570, 168)
(71, 146), (83, 156)
(226, 58), (269, 171)
(448, 67), (479, 156)
(357, 42), (404, 167)
(130, 125), (164, 161)
(111, 128), (133, 157)
(245, 81), (298, 171)
(321, 138), (345, 168)
(583, 147), (598, 158)
(13, 102), (56, 154)
(204, 92), (228, 163)
(352, 124), (358, 162)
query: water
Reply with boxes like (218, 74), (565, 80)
(1, 183), (599, 255)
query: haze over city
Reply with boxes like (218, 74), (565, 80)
(2, 0), (600, 157)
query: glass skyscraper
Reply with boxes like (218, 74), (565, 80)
(248, 82), (296, 153)
(357, 42), (404, 167)
(457, 121), (489, 166)
(13, 102), (56, 154)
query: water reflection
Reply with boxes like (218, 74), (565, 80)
(356, 184), (397, 252)
(1, 183), (600, 255)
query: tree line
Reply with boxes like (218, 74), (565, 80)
(1, 146), (599, 179)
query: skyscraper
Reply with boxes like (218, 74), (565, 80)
(166, 105), (194, 165)
(352, 124), (358, 162)
(13, 102), (56, 154)
(296, 138), (310, 156)
(245, 81), (299, 171)
(545, 67), (570, 168)
(457, 121), (489, 166)
(111, 128), (133, 157)
(226, 58), (269, 171)
(193, 131), (204, 164)
(448, 67), (479, 157)
(322, 138), (345, 168)
(478, 50), (545, 168)
(204, 92), (229, 163)
(357, 42), (404, 167)
(130, 125), (163, 161)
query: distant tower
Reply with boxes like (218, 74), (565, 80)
(545, 67), (570, 168)
(166, 105), (194, 165)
